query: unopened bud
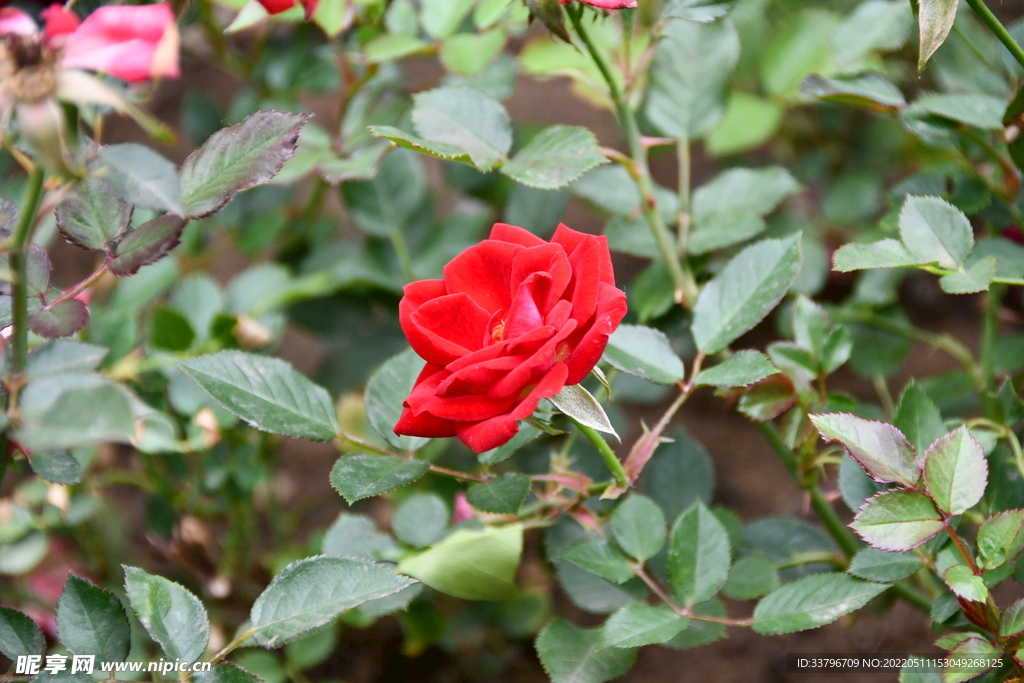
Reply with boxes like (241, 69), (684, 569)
(233, 315), (273, 349)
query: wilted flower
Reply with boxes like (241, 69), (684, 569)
(0, 3), (179, 171)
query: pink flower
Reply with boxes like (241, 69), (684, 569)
(452, 492), (475, 524)
(59, 3), (179, 83)
(559, 0), (638, 8)
(0, 3), (179, 83)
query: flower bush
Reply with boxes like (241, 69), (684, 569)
(1, 0), (1024, 681)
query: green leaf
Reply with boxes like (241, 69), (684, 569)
(557, 562), (647, 615)
(440, 30), (506, 75)
(330, 455), (429, 504)
(800, 73), (906, 111)
(365, 348), (430, 451)
(250, 555), (415, 647)
(610, 494), (666, 562)
(752, 573), (888, 634)
(55, 178), (132, 251)
(850, 490), (944, 552)
(16, 374), (136, 450)
(96, 143), (183, 216)
(641, 428), (715, 522)
(392, 493), (449, 548)
(180, 110), (309, 219)
(978, 510), (1024, 570)
(549, 384), (618, 438)
(322, 512), (397, 560)
(923, 426), (987, 515)
(178, 351), (337, 441)
(898, 196), (974, 270)
(894, 381), (946, 455)
(694, 350), (777, 388)
(26, 450), (81, 485)
(832, 239), (927, 271)
(563, 540), (635, 584)
(810, 413), (919, 486)
(668, 501), (731, 606)
(56, 574), (131, 661)
(341, 149), (426, 238)
(691, 236), (803, 354)
(600, 605), (688, 649)
(500, 125), (607, 190)
(705, 92), (782, 157)
(1000, 598), (1024, 636)
(0, 606), (44, 660)
(917, 0), (957, 70)
(603, 324), (684, 385)
(363, 33), (431, 63)
(760, 9), (839, 96)
(467, 473), (531, 514)
(847, 547), (922, 582)
(942, 564), (988, 602)
(907, 92), (1006, 131)
(193, 664), (261, 683)
(688, 208), (766, 255)
(645, 19), (739, 139)
(24, 340), (107, 380)
(944, 636), (1001, 683)
(27, 299), (89, 340)
(721, 554), (779, 600)
(692, 167), (802, 221)
(397, 524), (523, 600)
(411, 87), (512, 171)
(108, 215), (187, 277)
(940, 256), (998, 294)
(147, 306), (196, 352)
(368, 125), (472, 165)
(123, 566), (209, 663)
(831, 0), (913, 69)
(421, 0), (475, 38)
(536, 618), (637, 683)
(662, 0), (732, 23)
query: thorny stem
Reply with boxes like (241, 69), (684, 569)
(965, 0), (1024, 70)
(570, 417), (629, 489)
(45, 263), (108, 310)
(633, 564), (753, 627)
(567, 6), (698, 307)
(9, 167), (45, 376)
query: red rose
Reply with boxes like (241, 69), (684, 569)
(394, 223), (627, 453)
(255, 0), (320, 19)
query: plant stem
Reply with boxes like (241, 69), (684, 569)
(677, 135), (691, 255)
(567, 7), (698, 307)
(965, 0), (1024, 70)
(8, 167), (44, 375)
(808, 485), (860, 559)
(945, 520), (981, 575)
(758, 422), (858, 558)
(570, 417), (629, 488)
(981, 284), (1004, 420)
(633, 564), (752, 626)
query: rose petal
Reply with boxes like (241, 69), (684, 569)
(564, 283), (627, 385)
(511, 243), (571, 315)
(0, 8), (38, 36)
(490, 222), (547, 247)
(410, 292), (491, 358)
(552, 223), (615, 286)
(62, 3), (179, 82)
(443, 240), (517, 314)
(456, 362), (568, 452)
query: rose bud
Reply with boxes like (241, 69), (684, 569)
(394, 223), (627, 453)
